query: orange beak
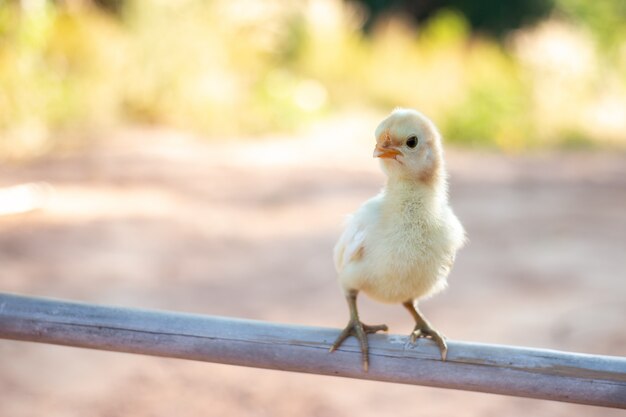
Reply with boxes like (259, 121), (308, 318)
(373, 144), (402, 159)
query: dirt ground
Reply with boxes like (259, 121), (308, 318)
(1, 116), (625, 417)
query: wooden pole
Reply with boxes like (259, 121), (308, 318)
(0, 292), (624, 408)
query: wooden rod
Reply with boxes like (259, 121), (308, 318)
(0, 292), (624, 408)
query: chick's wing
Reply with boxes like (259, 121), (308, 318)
(333, 194), (383, 273)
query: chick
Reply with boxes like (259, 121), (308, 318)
(329, 108), (466, 371)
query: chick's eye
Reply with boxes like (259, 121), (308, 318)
(406, 135), (418, 148)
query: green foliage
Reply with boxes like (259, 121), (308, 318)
(0, 0), (625, 158)
(0, 2), (125, 158)
(353, 0), (554, 37)
(554, 0), (626, 55)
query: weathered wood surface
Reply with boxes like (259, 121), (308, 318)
(0, 292), (624, 408)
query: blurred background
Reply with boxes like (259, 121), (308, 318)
(2, 0), (626, 155)
(0, 0), (625, 416)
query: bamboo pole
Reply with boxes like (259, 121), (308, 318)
(0, 292), (624, 408)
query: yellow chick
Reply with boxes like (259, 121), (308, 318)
(329, 108), (466, 371)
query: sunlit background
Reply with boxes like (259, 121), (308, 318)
(2, 0), (626, 157)
(1, 1), (625, 416)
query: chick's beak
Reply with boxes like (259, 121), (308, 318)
(373, 144), (402, 159)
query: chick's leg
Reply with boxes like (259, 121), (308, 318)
(329, 290), (388, 371)
(403, 301), (448, 361)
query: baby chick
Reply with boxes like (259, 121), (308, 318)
(329, 108), (465, 371)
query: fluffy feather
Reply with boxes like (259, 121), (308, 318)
(334, 108), (465, 304)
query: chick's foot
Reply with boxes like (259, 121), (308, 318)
(403, 301), (448, 361)
(329, 320), (388, 372)
(409, 322), (447, 360)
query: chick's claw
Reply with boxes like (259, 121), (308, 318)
(409, 324), (448, 361)
(329, 320), (388, 372)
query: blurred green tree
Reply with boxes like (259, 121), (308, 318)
(352, 0), (555, 36)
(553, 0), (626, 54)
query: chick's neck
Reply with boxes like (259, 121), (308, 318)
(384, 171), (448, 212)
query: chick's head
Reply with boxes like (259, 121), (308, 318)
(374, 108), (443, 186)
